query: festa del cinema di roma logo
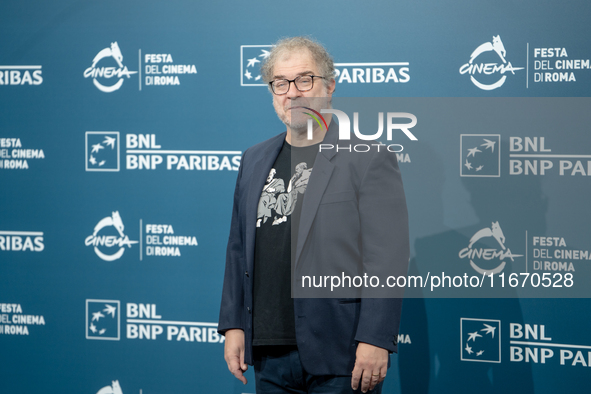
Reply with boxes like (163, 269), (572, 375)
(85, 211), (137, 261)
(84, 42), (137, 92)
(459, 35), (524, 90)
(459, 221), (522, 275)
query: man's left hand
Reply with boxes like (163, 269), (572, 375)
(351, 342), (388, 393)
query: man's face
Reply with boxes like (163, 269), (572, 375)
(271, 49), (335, 132)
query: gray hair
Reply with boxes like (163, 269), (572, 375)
(261, 36), (335, 90)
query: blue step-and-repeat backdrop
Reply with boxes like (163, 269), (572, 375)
(2, 1), (590, 393)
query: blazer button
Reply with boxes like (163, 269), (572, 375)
(247, 307), (251, 313)
(245, 271), (249, 277)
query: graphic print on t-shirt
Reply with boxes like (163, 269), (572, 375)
(256, 162), (312, 227)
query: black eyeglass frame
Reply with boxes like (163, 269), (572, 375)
(269, 75), (326, 95)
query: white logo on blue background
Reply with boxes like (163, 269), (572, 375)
(96, 380), (123, 394)
(459, 221), (523, 275)
(86, 131), (120, 172)
(86, 299), (120, 340)
(84, 211), (138, 261)
(460, 318), (501, 363)
(84, 42), (137, 93)
(240, 45), (272, 86)
(459, 35), (524, 90)
(460, 134), (501, 177)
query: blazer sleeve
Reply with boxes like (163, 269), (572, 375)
(353, 148), (410, 353)
(218, 150), (247, 335)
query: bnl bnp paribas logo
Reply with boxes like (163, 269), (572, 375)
(459, 35), (524, 90)
(0, 64), (43, 86)
(460, 134), (501, 177)
(461, 318), (501, 363)
(84, 212), (137, 261)
(240, 45), (271, 85)
(461, 319), (591, 368)
(86, 132), (120, 171)
(86, 300), (120, 340)
(241, 45), (410, 86)
(85, 131), (241, 172)
(84, 42), (137, 92)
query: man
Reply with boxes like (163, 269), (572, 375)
(219, 36), (409, 393)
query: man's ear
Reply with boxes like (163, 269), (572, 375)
(327, 78), (336, 96)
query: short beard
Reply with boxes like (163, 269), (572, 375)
(287, 117), (309, 133)
(274, 92), (331, 132)
(274, 103), (308, 132)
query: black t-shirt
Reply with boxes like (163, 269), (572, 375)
(252, 140), (318, 346)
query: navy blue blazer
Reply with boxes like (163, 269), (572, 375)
(218, 122), (410, 376)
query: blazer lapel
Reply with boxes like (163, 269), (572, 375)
(295, 122), (339, 266)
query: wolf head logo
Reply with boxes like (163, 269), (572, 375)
(110, 211), (124, 236)
(109, 42), (124, 68)
(491, 35), (506, 63)
(96, 380), (123, 394)
(469, 221), (506, 250)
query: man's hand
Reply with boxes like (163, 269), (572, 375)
(224, 329), (248, 384)
(351, 342), (388, 393)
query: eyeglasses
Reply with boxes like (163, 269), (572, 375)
(269, 75), (325, 95)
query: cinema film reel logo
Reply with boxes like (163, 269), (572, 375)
(459, 35), (524, 90)
(84, 42), (137, 92)
(84, 211), (138, 261)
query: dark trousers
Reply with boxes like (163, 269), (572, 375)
(253, 346), (383, 394)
